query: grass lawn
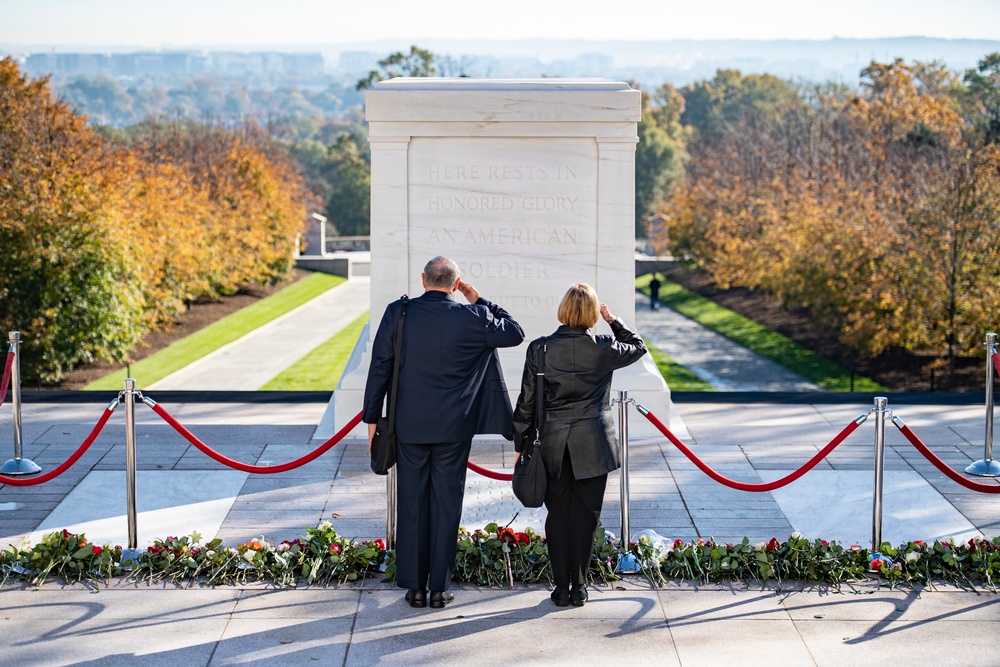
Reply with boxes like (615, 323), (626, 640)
(85, 272), (346, 390)
(636, 273), (886, 392)
(261, 311), (369, 390)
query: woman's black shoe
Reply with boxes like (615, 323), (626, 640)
(429, 591), (454, 608)
(550, 586), (570, 607)
(405, 589), (427, 608)
(570, 586), (588, 607)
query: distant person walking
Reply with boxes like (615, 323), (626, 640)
(511, 283), (646, 607)
(363, 256), (524, 609)
(648, 273), (662, 311)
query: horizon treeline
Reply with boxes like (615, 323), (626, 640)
(0, 57), (310, 382)
(653, 55), (1000, 376)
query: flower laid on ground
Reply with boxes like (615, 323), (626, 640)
(0, 529), (125, 585)
(454, 522), (550, 587)
(2, 524), (999, 591)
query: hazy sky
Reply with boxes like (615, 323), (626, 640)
(3, 0), (999, 46)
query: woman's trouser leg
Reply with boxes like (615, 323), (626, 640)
(568, 471), (608, 588)
(544, 453), (576, 589)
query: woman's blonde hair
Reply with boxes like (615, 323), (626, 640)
(557, 283), (600, 329)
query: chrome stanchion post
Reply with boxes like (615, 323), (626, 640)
(385, 465), (396, 552)
(871, 396), (887, 558)
(1, 331), (41, 475)
(614, 390), (638, 573)
(618, 390), (631, 548)
(123, 378), (139, 550)
(967, 332), (1000, 476)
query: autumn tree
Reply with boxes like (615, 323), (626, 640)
(0, 59), (311, 382)
(660, 59), (1000, 383)
(0, 58), (145, 381)
(635, 83), (689, 236)
(322, 129), (371, 236)
(964, 52), (1000, 144)
(680, 69), (802, 143)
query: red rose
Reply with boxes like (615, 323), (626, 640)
(766, 538), (781, 552)
(92, 545), (103, 555)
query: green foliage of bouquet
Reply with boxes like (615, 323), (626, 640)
(4, 524), (1000, 591)
(1, 529), (125, 585)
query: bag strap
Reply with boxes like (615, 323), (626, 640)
(533, 339), (546, 446)
(386, 295), (408, 429)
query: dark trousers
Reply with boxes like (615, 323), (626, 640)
(394, 439), (471, 592)
(544, 451), (608, 589)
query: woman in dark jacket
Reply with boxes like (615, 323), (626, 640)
(512, 283), (647, 607)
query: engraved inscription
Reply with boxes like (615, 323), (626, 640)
(426, 164), (578, 181)
(492, 294), (561, 308)
(427, 196), (577, 212)
(427, 164), (480, 179)
(457, 260), (551, 280)
(426, 227), (577, 245)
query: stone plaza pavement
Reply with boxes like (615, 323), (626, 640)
(1, 392), (999, 666)
(1, 276), (999, 664)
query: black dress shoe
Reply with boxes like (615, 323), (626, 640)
(405, 589), (427, 608)
(570, 586), (588, 607)
(550, 586), (570, 607)
(429, 591), (454, 608)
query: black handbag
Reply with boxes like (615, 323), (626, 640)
(512, 341), (547, 507)
(371, 296), (408, 475)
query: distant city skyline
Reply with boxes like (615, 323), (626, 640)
(2, 0), (999, 47)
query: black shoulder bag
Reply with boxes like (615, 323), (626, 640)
(371, 296), (408, 475)
(512, 340), (547, 507)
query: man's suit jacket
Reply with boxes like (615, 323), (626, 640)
(363, 290), (524, 444)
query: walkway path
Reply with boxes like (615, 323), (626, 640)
(633, 292), (823, 391)
(147, 277), (371, 391)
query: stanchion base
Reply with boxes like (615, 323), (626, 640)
(965, 459), (1000, 477)
(616, 552), (641, 574)
(0, 458), (42, 475)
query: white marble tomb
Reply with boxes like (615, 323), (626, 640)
(329, 78), (671, 437)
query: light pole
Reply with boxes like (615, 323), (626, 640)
(311, 212), (328, 256)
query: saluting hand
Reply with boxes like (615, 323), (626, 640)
(457, 279), (480, 304)
(600, 304), (615, 323)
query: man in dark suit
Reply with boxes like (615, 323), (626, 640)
(363, 256), (524, 609)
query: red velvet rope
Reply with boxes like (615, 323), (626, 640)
(993, 352), (1000, 378)
(0, 407), (115, 487)
(150, 402), (362, 473)
(641, 409), (862, 492)
(0, 351), (13, 409)
(467, 460), (513, 481)
(895, 421), (1000, 494)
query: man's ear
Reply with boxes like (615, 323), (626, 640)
(420, 273), (428, 289)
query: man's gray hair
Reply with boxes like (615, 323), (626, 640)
(423, 256), (460, 288)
